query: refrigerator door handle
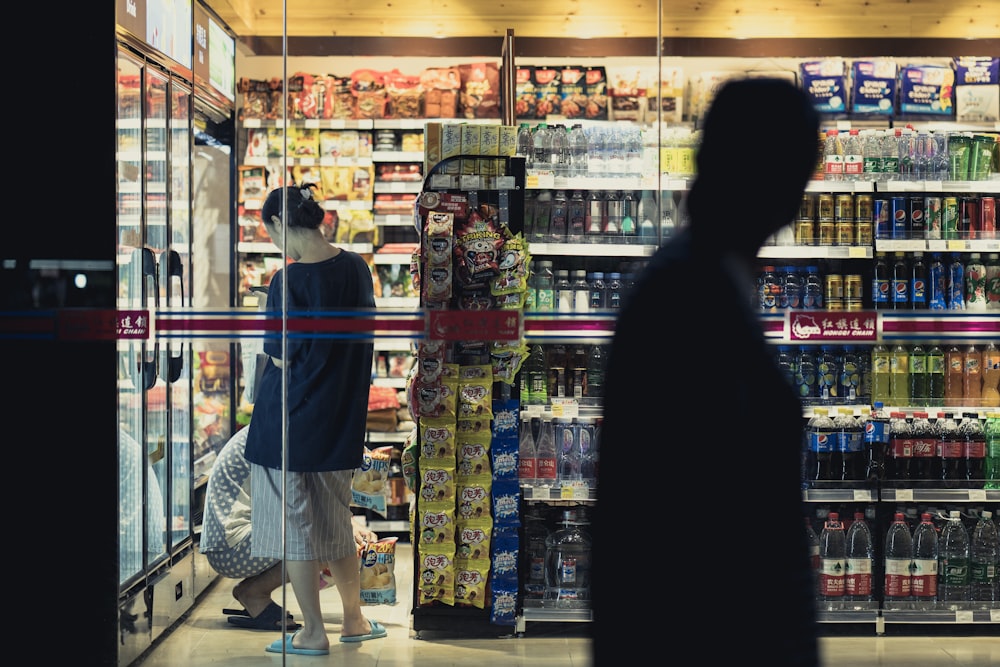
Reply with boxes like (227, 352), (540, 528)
(159, 249), (185, 383)
(140, 247), (158, 391)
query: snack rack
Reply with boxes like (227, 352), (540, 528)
(407, 151), (530, 635)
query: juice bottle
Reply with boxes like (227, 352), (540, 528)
(871, 344), (892, 406)
(964, 344), (983, 407)
(945, 344), (965, 407)
(981, 342), (1000, 408)
(890, 344), (910, 405)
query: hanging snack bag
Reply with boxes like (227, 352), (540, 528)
(358, 537), (399, 605)
(515, 65), (537, 119)
(351, 69), (387, 119)
(532, 66), (561, 119)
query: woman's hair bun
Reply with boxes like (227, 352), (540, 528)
(261, 183), (324, 229)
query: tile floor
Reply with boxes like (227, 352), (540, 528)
(134, 541), (999, 667)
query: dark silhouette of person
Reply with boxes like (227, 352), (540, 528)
(592, 78), (821, 667)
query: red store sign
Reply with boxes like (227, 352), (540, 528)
(788, 310), (878, 342)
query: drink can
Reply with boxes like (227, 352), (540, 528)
(874, 198), (891, 238)
(818, 194), (835, 221)
(908, 196), (926, 238)
(835, 220), (855, 246)
(855, 220), (874, 246)
(925, 197), (942, 240)
(981, 196), (997, 238)
(795, 219), (815, 245)
(942, 197), (960, 239)
(818, 220), (835, 246)
(960, 196), (979, 239)
(826, 298), (845, 311)
(845, 274), (864, 300)
(855, 194), (873, 224)
(825, 274), (844, 300)
(845, 298), (864, 311)
(835, 194), (855, 223)
(799, 193), (817, 221)
(891, 196), (908, 239)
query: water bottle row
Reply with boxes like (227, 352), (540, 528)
(516, 122), (647, 179)
(525, 261), (627, 313)
(522, 505), (592, 608)
(803, 405), (1000, 489)
(809, 509), (1000, 610)
(872, 250), (999, 311)
(517, 414), (600, 491)
(523, 188), (680, 244)
(822, 128), (997, 182)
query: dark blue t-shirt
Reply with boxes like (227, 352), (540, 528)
(243, 251), (376, 472)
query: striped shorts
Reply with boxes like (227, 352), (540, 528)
(249, 464), (355, 562)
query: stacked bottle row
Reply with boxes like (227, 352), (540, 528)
(881, 510), (999, 610)
(758, 265), (856, 311)
(872, 250), (999, 310)
(520, 343), (608, 404)
(872, 194), (997, 241)
(822, 127), (998, 183)
(523, 188), (679, 245)
(810, 509), (1000, 611)
(870, 342), (1000, 408)
(518, 415), (599, 492)
(522, 505), (592, 608)
(516, 122), (647, 179)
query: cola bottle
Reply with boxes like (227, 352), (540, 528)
(818, 512), (847, 608)
(834, 408), (862, 482)
(806, 407), (836, 486)
(863, 401), (890, 483)
(937, 412), (964, 489)
(938, 510), (971, 608)
(844, 512), (874, 607)
(969, 510), (1000, 608)
(884, 512), (913, 607)
(885, 411), (912, 487)
(961, 413), (987, 489)
(911, 512), (940, 608)
(909, 411), (936, 488)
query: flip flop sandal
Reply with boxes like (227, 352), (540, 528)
(225, 602), (301, 631)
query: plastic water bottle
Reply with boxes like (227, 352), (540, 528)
(524, 344), (549, 405)
(517, 122), (535, 167)
(575, 417), (597, 489)
(586, 345), (606, 398)
(844, 512), (874, 607)
(555, 269), (572, 312)
(518, 417), (538, 488)
(823, 129), (845, 181)
(806, 517), (821, 596)
(818, 512), (847, 607)
(553, 417), (579, 486)
(569, 123), (588, 177)
(535, 260), (555, 312)
(970, 509), (999, 607)
(659, 192), (676, 243)
(912, 512), (940, 608)
(606, 272), (623, 310)
(586, 126), (606, 177)
(817, 344), (841, 402)
(532, 123), (553, 172)
(550, 124), (570, 177)
(605, 126), (625, 178)
(796, 348), (819, 405)
(624, 127), (643, 177)
(882, 128), (901, 181)
(571, 269), (590, 313)
(534, 417), (557, 487)
(568, 190), (586, 242)
(840, 345), (862, 404)
(522, 506), (550, 599)
(776, 345), (797, 391)
(543, 508), (592, 607)
(637, 190), (658, 242)
(803, 266), (823, 309)
(884, 512), (913, 606)
(533, 190), (552, 242)
(863, 129), (883, 181)
(780, 265), (802, 309)
(843, 128), (864, 181)
(550, 190), (568, 242)
(938, 510), (971, 608)
(588, 272), (607, 311)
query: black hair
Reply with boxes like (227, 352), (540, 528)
(261, 183), (325, 230)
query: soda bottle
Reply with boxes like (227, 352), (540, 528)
(986, 252), (1000, 310)
(981, 342), (1000, 408)
(543, 508), (592, 607)
(817, 345), (841, 403)
(835, 408), (863, 481)
(604, 190), (622, 235)
(805, 516), (821, 596)
(938, 510), (971, 608)
(965, 252), (989, 310)
(522, 506), (550, 599)
(872, 251), (890, 309)
(986, 414), (1000, 490)
(911, 512), (940, 608)
(891, 251), (910, 309)
(886, 411), (912, 486)
(780, 265), (803, 309)
(585, 190), (605, 237)
(807, 407), (836, 484)
(871, 344), (892, 406)
(637, 190), (658, 243)
(909, 411), (936, 488)
(550, 189), (568, 242)
(568, 190), (586, 242)
(803, 265), (824, 309)
(823, 129), (845, 181)
(910, 251), (928, 309)
(818, 512), (847, 607)
(964, 345), (983, 407)
(938, 411), (964, 489)
(585, 345), (606, 399)
(659, 192), (677, 242)
(909, 343), (929, 406)
(928, 252), (948, 310)
(518, 417), (538, 487)
(546, 343), (568, 400)
(948, 253), (966, 310)
(569, 345), (588, 399)
(555, 269), (573, 313)
(534, 417), (558, 488)
(776, 345), (797, 391)
(863, 401), (890, 483)
(606, 272), (623, 310)
(890, 344), (910, 405)
(571, 269), (590, 313)
(960, 412), (986, 489)
(796, 347), (819, 404)
(588, 272), (607, 311)
(844, 512), (874, 607)
(969, 509), (1000, 607)
(928, 344), (946, 406)
(523, 190), (537, 241)
(758, 265), (781, 313)
(524, 344), (549, 405)
(620, 190), (637, 236)
(884, 512), (913, 606)
(945, 344), (965, 407)
(535, 260), (555, 312)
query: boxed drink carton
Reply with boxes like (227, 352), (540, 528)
(899, 64), (955, 115)
(953, 56), (999, 122)
(800, 59), (848, 114)
(851, 60), (897, 115)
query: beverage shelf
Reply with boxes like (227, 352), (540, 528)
(518, 600), (593, 625)
(881, 607), (1000, 624)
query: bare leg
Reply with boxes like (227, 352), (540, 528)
(233, 562), (286, 617)
(284, 559), (329, 651)
(323, 552), (370, 638)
